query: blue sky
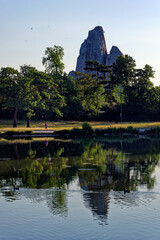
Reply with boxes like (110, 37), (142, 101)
(0, 0), (160, 85)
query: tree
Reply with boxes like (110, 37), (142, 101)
(54, 73), (82, 120)
(0, 66), (42, 127)
(124, 64), (157, 120)
(84, 60), (111, 80)
(75, 72), (106, 117)
(110, 55), (136, 86)
(0, 67), (24, 127)
(42, 45), (64, 75)
(20, 65), (65, 125)
(109, 55), (158, 121)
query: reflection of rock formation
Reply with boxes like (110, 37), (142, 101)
(79, 175), (110, 224)
(79, 175), (111, 191)
(83, 192), (110, 224)
(79, 160), (125, 192)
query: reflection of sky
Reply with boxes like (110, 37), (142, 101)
(1, 139), (160, 238)
(1, 174), (160, 240)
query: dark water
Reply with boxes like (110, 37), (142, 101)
(0, 137), (160, 240)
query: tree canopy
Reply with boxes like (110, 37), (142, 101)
(0, 46), (160, 125)
(75, 72), (106, 117)
(42, 45), (65, 75)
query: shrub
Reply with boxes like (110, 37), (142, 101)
(82, 122), (93, 135)
(71, 128), (82, 136)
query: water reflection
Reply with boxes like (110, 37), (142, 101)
(83, 192), (110, 225)
(0, 137), (160, 224)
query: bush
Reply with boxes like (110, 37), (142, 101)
(55, 129), (70, 135)
(71, 128), (82, 136)
(82, 122), (93, 135)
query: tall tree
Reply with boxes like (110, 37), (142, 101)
(110, 55), (136, 121)
(110, 55), (136, 86)
(75, 72), (106, 117)
(42, 45), (64, 75)
(124, 64), (157, 120)
(20, 65), (65, 125)
(0, 67), (23, 127)
(0, 66), (42, 127)
(84, 60), (111, 80)
(54, 73), (82, 120)
(109, 55), (158, 121)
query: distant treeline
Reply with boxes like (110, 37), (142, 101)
(0, 45), (160, 127)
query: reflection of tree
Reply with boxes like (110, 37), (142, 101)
(78, 143), (127, 192)
(1, 138), (160, 192)
(79, 139), (160, 191)
(125, 152), (160, 190)
(26, 149), (36, 160)
(46, 190), (68, 217)
(82, 143), (108, 173)
(77, 139), (160, 224)
(1, 137), (160, 222)
(21, 156), (69, 189)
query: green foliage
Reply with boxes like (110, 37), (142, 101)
(71, 128), (82, 136)
(20, 65), (65, 121)
(109, 54), (159, 121)
(82, 122), (93, 134)
(113, 85), (125, 104)
(84, 60), (111, 78)
(110, 55), (136, 86)
(42, 45), (64, 75)
(75, 72), (106, 117)
(0, 45), (160, 123)
(54, 73), (82, 120)
(0, 64), (66, 127)
(93, 127), (138, 136)
(0, 67), (34, 127)
(84, 60), (114, 108)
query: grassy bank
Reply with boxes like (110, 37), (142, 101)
(1, 120), (160, 132)
(1, 119), (160, 138)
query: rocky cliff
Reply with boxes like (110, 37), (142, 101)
(76, 26), (108, 73)
(106, 46), (123, 66)
(70, 26), (123, 75)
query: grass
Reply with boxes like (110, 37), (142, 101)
(1, 119), (160, 132)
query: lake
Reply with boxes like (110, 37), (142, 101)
(0, 136), (160, 240)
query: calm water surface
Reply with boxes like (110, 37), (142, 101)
(0, 137), (160, 240)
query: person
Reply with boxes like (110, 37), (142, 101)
(45, 140), (48, 146)
(45, 122), (48, 129)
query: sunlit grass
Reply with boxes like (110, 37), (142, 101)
(0, 137), (71, 143)
(1, 119), (160, 132)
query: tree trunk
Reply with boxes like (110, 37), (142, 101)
(27, 117), (30, 128)
(13, 105), (18, 128)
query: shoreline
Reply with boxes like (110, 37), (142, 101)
(1, 126), (160, 138)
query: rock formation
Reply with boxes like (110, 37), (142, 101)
(76, 26), (107, 73)
(106, 46), (123, 66)
(70, 26), (123, 76)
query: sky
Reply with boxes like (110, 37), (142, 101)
(0, 0), (160, 85)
